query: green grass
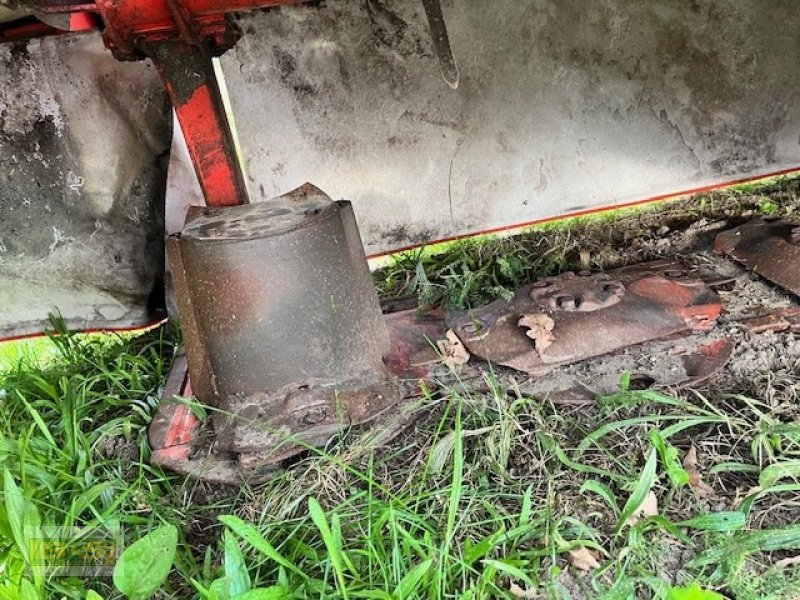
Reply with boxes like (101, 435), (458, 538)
(0, 321), (191, 598)
(182, 380), (800, 600)
(0, 337), (57, 372)
(3, 176), (800, 598)
(3, 325), (800, 599)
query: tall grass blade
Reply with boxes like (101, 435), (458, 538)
(392, 558), (433, 599)
(614, 448), (658, 535)
(230, 587), (291, 600)
(3, 468), (28, 562)
(678, 512), (746, 532)
(759, 460), (800, 488)
(437, 397), (464, 594)
(224, 529), (251, 596)
(689, 525), (800, 568)
(218, 516), (306, 580)
(579, 480), (620, 515)
(308, 497), (349, 599)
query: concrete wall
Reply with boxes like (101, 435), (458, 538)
(0, 34), (170, 338)
(3, 0), (800, 335)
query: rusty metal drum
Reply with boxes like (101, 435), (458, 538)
(167, 183), (401, 470)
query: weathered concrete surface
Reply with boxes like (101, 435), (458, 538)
(4, 0), (800, 336)
(0, 33), (170, 338)
(192, 0), (800, 255)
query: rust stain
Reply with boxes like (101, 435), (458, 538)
(716, 218), (800, 298)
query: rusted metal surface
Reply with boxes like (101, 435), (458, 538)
(149, 352), (199, 463)
(166, 237), (218, 405)
(448, 260), (722, 376)
(151, 307), (446, 483)
(737, 306), (800, 334)
(152, 260), (735, 483)
(384, 308), (447, 384)
(716, 219), (800, 298)
(219, 374), (401, 471)
(513, 335), (734, 405)
(166, 184), (403, 475)
(674, 338), (735, 389)
(740, 313), (792, 334)
(149, 352), (253, 484)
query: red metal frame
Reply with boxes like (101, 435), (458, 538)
(23, 1), (299, 60)
(0, 12), (97, 43)
(146, 40), (250, 206)
(92, 0), (284, 60)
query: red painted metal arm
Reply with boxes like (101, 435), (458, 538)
(146, 41), (249, 206)
(94, 0), (300, 60)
